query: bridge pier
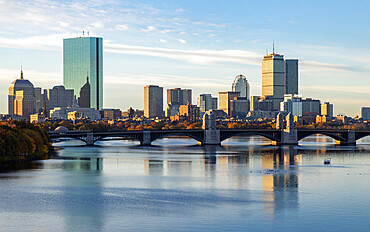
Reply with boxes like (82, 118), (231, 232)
(86, 132), (95, 146)
(203, 129), (221, 145)
(141, 131), (152, 146)
(337, 130), (356, 146)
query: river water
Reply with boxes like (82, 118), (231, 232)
(0, 135), (369, 232)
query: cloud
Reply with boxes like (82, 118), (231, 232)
(159, 39), (167, 43)
(104, 42), (261, 65)
(115, 24), (129, 31)
(91, 22), (104, 29)
(141, 26), (156, 32)
(177, 39), (187, 44)
(300, 60), (354, 72)
(160, 29), (174, 34)
(301, 86), (370, 95)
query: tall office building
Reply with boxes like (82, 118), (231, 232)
(144, 85), (163, 118)
(232, 74), (250, 100)
(218, 91), (240, 116)
(43, 85), (74, 115)
(262, 47), (299, 111)
(321, 102), (334, 117)
(63, 36), (103, 110)
(262, 50), (285, 111)
(285, 59), (298, 95)
(8, 69), (36, 119)
(197, 94), (213, 115)
(167, 88), (192, 105)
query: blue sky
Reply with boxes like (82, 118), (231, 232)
(0, 0), (369, 116)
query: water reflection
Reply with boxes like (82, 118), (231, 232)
(261, 147), (299, 219)
(1, 136), (370, 231)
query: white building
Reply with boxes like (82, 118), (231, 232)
(280, 94), (302, 116)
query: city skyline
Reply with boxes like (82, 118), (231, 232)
(0, 0), (369, 116)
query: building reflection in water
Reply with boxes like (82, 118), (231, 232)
(261, 147), (299, 220)
(51, 148), (105, 232)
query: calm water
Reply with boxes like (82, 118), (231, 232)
(0, 135), (370, 232)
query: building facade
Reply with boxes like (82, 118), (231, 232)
(179, 104), (200, 122)
(280, 94), (303, 116)
(43, 85), (74, 115)
(361, 107), (370, 121)
(230, 97), (250, 118)
(144, 85), (163, 118)
(8, 70), (36, 119)
(63, 36), (103, 110)
(197, 94), (213, 115)
(262, 52), (285, 111)
(167, 88), (192, 105)
(321, 102), (334, 117)
(78, 77), (91, 108)
(285, 59), (298, 95)
(232, 74), (250, 100)
(218, 91), (240, 116)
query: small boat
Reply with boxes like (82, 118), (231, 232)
(324, 158), (331, 165)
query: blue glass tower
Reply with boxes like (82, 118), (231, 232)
(63, 37), (103, 110)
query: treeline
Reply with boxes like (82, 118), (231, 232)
(0, 121), (51, 162)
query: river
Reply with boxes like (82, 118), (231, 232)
(0, 135), (369, 231)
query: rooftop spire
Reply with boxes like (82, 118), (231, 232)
(20, 62), (24, 80)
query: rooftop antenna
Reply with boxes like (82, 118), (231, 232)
(273, 39), (275, 54)
(87, 31), (89, 36)
(83, 31), (84, 36)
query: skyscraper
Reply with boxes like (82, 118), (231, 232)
(262, 47), (299, 111)
(232, 74), (250, 100)
(262, 50), (285, 111)
(285, 59), (298, 95)
(8, 69), (35, 119)
(197, 94), (213, 115)
(167, 88), (192, 105)
(63, 36), (103, 110)
(321, 102), (334, 117)
(144, 85), (163, 118)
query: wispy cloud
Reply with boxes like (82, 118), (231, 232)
(141, 26), (156, 32)
(177, 39), (187, 44)
(115, 24), (129, 31)
(104, 42), (261, 65)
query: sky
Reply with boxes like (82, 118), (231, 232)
(0, 0), (369, 116)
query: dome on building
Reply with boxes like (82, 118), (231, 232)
(54, 126), (69, 132)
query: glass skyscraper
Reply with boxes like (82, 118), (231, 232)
(63, 37), (103, 110)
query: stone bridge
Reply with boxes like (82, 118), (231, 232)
(48, 129), (370, 146)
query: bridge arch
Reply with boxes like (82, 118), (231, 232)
(298, 132), (346, 142)
(50, 136), (88, 144)
(220, 132), (281, 143)
(356, 133), (370, 142)
(93, 135), (143, 144)
(150, 133), (204, 144)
